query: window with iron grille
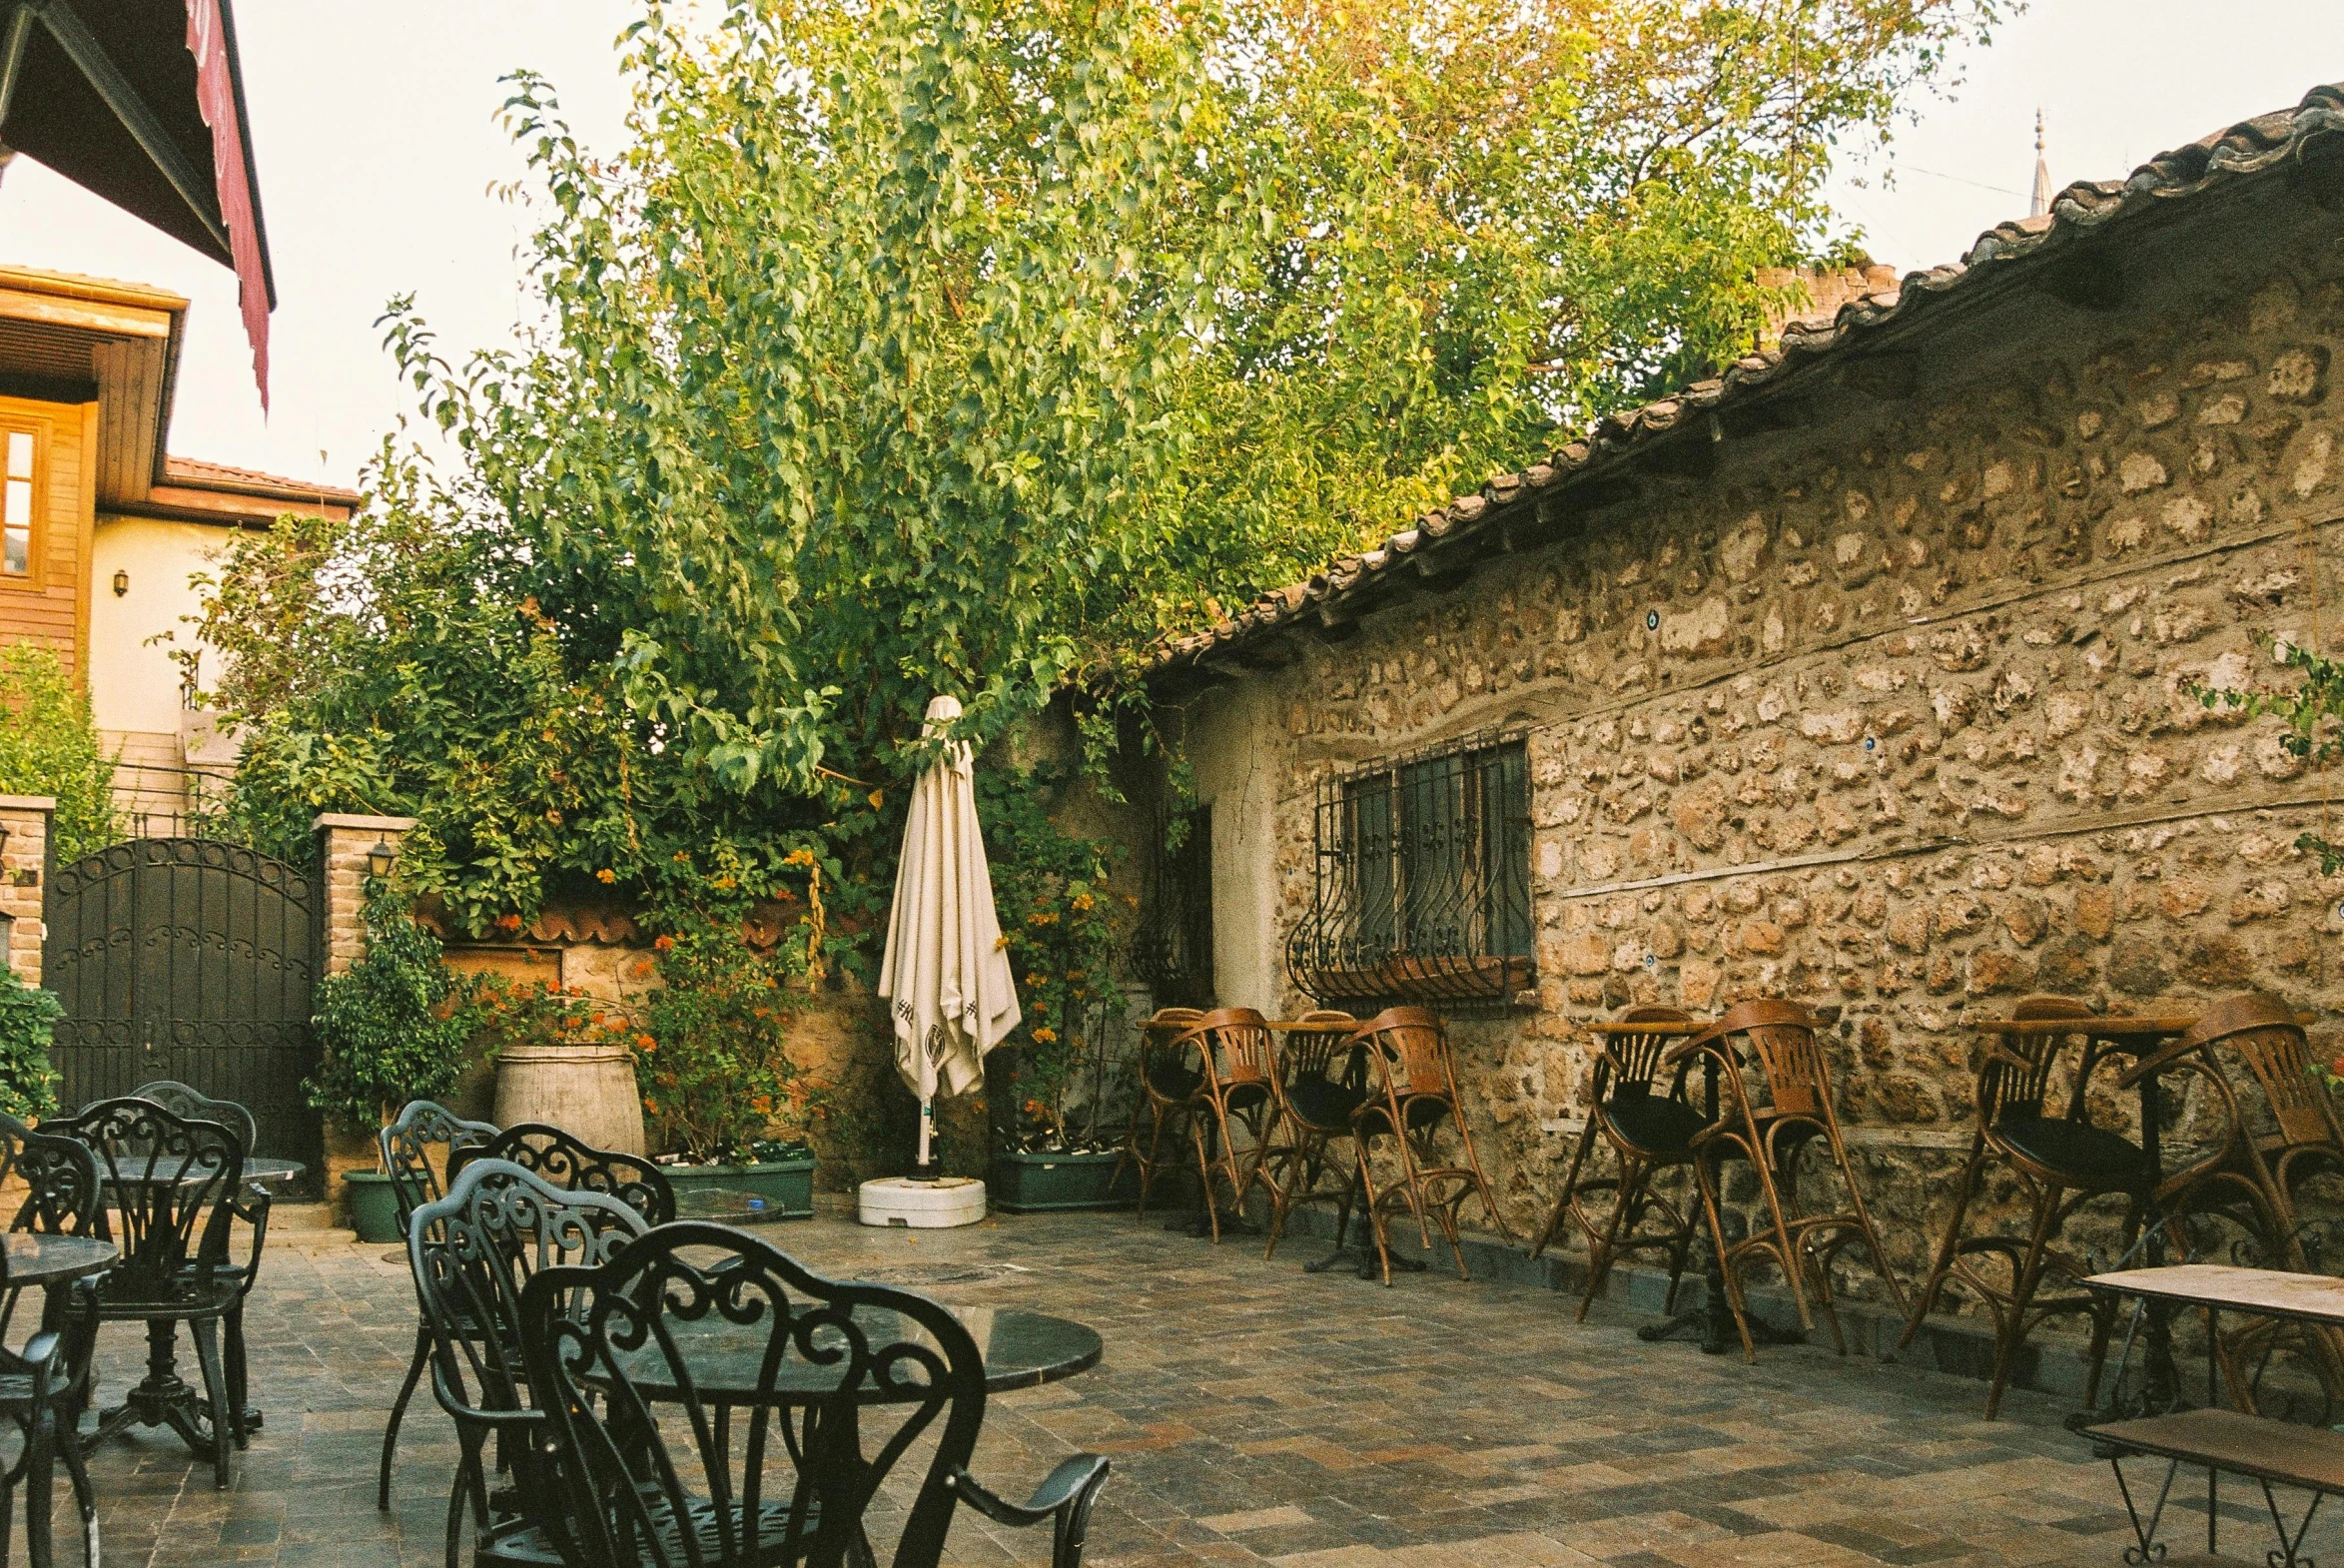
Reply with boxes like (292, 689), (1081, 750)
(1287, 732), (1532, 1011)
(1130, 805), (1215, 1008)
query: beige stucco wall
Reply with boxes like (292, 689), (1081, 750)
(89, 513), (229, 740)
(1156, 187), (2344, 1305)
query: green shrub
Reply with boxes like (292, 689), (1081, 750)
(637, 925), (814, 1165)
(0, 967), (62, 1121)
(308, 885), (475, 1130)
(0, 643), (120, 863)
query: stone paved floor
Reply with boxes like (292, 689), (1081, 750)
(26, 1201), (2328, 1567)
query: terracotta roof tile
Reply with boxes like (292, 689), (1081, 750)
(162, 454), (361, 504)
(1157, 81), (2344, 672)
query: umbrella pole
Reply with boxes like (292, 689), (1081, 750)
(916, 1097), (937, 1181)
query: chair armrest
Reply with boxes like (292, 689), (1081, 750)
(203, 1184), (273, 1299)
(17, 1327), (64, 1404)
(947, 1455), (1111, 1567)
(1660, 1024), (1731, 1072)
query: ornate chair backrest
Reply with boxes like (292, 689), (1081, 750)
(1356, 1007), (1454, 1101)
(1138, 1008), (1206, 1103)
(130, 1080), (260, 1157)
(50, 1098), (242, 1301)
(468, 1124), (676, 1225)
(1597, 1006), (1698, 1099)
(0, 1112), (99, 1238)
(0, 1113), (99, 1341)
(1278, 1011), (1361, 1088)
(519, 1222), (991, 1568)
(1183, 1007), (1275, 1092)
(1976, 995), (2101, 1129)
(2188, 994), (2330, 1148)
(1715, 1000), (1832, 1121)
(381, 1100), (501, 1234)
(407, 1158), (648, 1431)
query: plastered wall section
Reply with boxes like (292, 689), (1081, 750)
(1174, 243), (2344, 1304)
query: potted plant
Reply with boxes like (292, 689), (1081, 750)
(633, 926), (820, 1220)
(978, 769), (1134, 1212)
(0, 965), (64, 1123)
(309, 888), (478, 1241)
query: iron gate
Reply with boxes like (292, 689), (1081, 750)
(47, 838), (321, 1164)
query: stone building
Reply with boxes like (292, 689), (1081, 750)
(1144, 85), (2344, 1292)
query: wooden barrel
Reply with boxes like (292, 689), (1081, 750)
(494, 1043), (647, 1154)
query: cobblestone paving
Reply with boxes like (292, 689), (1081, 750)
(33, 1201), (2316, 1567)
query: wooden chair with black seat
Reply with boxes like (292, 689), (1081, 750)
(1529, 1006), (1707, 1322)
(378, 1099), (502, 1511)
(1256, 1010), (1361, 1260)
(1349, 1007), (1512, 1285)
(1176, 1008), (1283, 1242)
(1120, 1008), (1204, 1222)
(1668, 999), (1905, 1363)
(1897, 995), (2249, 1416)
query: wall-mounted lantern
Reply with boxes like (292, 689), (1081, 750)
(368, 838), (397, 878)
(112, 569), (129, 597)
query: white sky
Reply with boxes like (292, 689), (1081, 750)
(0, 1), (2339, 492)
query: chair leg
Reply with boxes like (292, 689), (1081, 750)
(188, 1317), (234, 1488)
(1134, 1104), (1171, 1222)
(225, 1301), (251, 1449)
(381, 1321), (429, 1509)
(1534, 1115), (1603, 1260)
(1690, 1148), (1758, 1362)
(22, 1408), (54, 1568)
(1355, 1142), (1397, 1286)
(1985, 1182), (2066, 1421)
(1900, 1134), (1987, 1349)
(58, 1423), (97, 1568)
(2083, 1194), (2148, 1410)
(1747, 1125), (1814, 1331)
(1578, 1153), (1647, 1323)
(1188, 1116), (1221, 1243)
(1823, 1126), (1910, 1319)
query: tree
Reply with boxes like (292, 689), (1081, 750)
(0, 643), (120, 862)
(198, 0), (1998, 930)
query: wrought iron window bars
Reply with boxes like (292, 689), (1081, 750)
(1286, 730), (1532, 1012)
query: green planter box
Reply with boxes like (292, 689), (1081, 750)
(660, 1156), (817, 1221)
(346, 1171), (402, 1243)
(990, 1149), (1134, 1213)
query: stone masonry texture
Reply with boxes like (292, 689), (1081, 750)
(1154, 163), (2344, 1320)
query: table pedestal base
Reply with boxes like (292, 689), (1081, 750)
(1637, 1236), (1804, 1356)
(84, 1319), (254, 1462)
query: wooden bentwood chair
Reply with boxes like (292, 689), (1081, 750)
(1897, 996), (2242, 1417)
(1530, 1007), (1709, 1321)
(1172, 1009), (1282, 1242)
(1351, 1008), (1511, 1285)
(1122, 1008), (1204, 1222)
(1256, 1011), (1363, 1260)
(379, 1100), (501, 1511)
(2190, 994), (2344, 1267)
(1670, 1000), (1905, 1361)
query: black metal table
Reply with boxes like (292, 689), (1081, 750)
(0, 1232), (118, 1288)
(92, 1156), (304, 1450)
(617, 1304), (1103, 1403)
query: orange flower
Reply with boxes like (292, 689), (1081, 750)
(1032, 1027), (1058, 1046)
(654, 934), (676, 951)
(590, 1013), (606, 1026)
(495, 913), (523, 932)
(642, 1098), (660, 1116)
(596, 868), (617, 884)
(635, 1034), (657, 1053)
(751, 1096), (773, 1115)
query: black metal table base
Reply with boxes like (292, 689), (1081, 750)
(1304, 1241), (1428, 1280)
(1637, 1242), (1804, 1355)
(84, 1318), (252, 1460)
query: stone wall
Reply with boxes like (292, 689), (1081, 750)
(0, 797), (52, 985)
(1164, 218), (2344, 1305)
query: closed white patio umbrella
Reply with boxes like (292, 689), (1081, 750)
(865, 695), (1019, 1224)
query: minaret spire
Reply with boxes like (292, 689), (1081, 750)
(2029, 109), (2052, 219)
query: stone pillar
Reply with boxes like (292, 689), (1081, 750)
(312, 813), (419, 1221)
(0, 796), (54, 986)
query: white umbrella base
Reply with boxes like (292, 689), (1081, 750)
(857, 1176), (988, 1228)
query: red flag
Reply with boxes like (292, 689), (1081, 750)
(183, 0), (270, 410)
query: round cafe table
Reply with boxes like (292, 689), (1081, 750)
(89, 1156), (304, 1452)
(614, 1303), (1103, 1404)
(1, 1232), (118, 1288)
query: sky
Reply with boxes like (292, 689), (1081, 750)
(0, 1), (2340, 492)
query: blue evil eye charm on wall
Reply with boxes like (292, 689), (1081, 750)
(1646, 609), (1660, 630)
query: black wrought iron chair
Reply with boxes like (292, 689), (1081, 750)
(0, 1115), (104, 1568)
(128, 1082), (270, 1440)
(465, 1124), (675, 1225)
(378, 1099), (500, 1510)
(519, 1221), (1112, 1568)
(408, 1157), (650, 1568)
(50, 1098), (259, 1486)
(1530, 1006), (1708, 1322)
